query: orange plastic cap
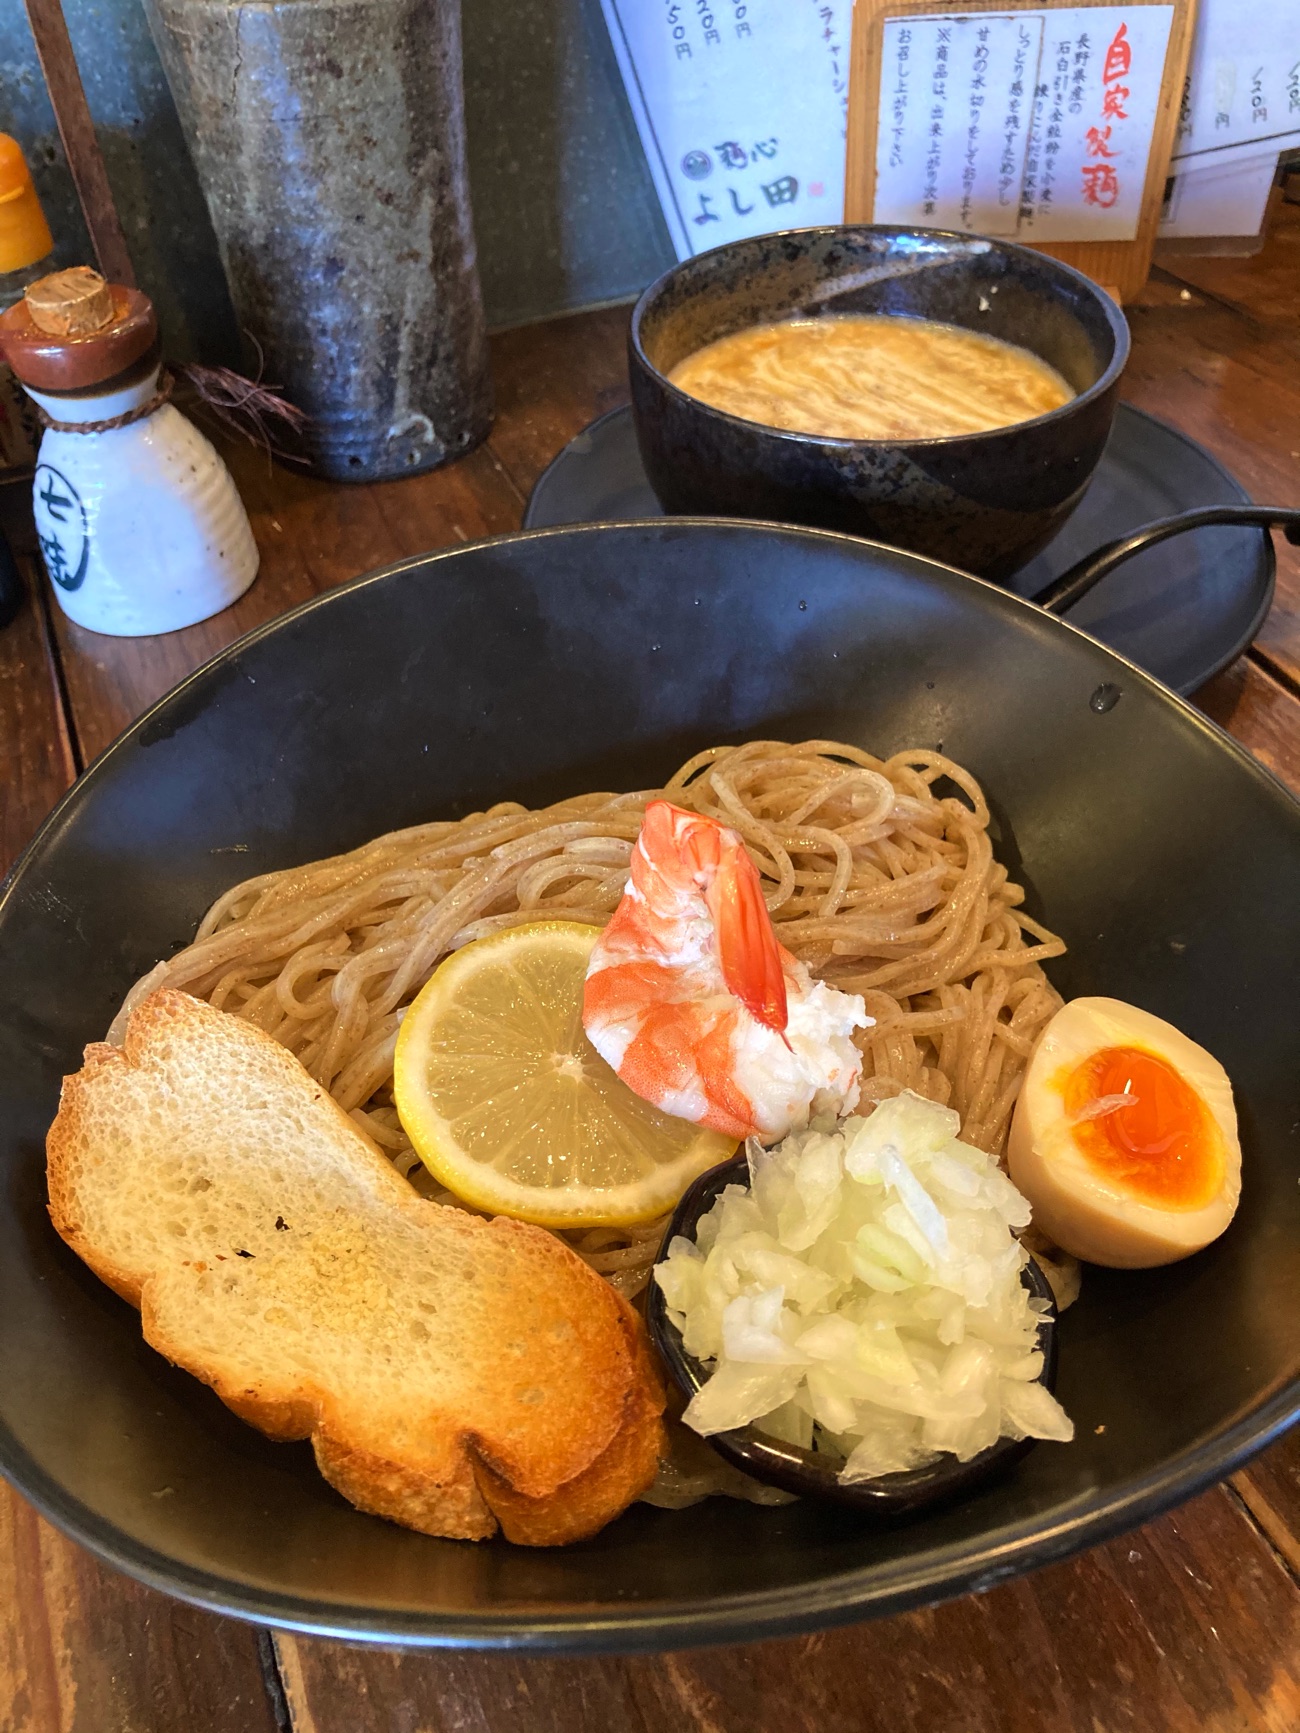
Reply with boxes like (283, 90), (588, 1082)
(0, 135), (55, 275)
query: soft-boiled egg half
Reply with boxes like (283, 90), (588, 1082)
(1008, 997), (1240, 1268)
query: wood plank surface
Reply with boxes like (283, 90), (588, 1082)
(0, 1485), (283, 1733)
(486, 303), (632, 496)
(0, 560), (74, 870)
(1235, 1426), (1300, 1586)
(0, 523), (284, 1732)
(274, 1485), (1300, 1733)
(1195, 656), (1300, 795)
(1155, 187), (1300, 326)
(0, 197), (1298, 1733)
(1140, 200), (1300, 688)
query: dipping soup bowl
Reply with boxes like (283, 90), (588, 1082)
(629, 226), (1130, 582)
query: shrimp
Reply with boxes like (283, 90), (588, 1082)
(582, 801), (870, 1143)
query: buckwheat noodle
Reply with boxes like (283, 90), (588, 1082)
(112, 740), (1065, 1301)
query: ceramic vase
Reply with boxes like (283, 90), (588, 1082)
(143, 0), (493, 483)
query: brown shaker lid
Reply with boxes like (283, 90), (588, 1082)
(0, 268), (156, 391)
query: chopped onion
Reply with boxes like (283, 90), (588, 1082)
(654, 1091), (1074, 1480)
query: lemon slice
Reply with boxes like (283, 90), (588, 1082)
(393, 921), (736, 1227)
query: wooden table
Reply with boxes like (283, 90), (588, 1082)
(3, 197), (1299, 1731)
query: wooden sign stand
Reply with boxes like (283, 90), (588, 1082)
(844, 0), (1198, 301)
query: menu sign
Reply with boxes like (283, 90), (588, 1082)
(600, 0), (853, 259)
(874, 14), (1042, 234)
(1172, 0), (1300, 170)
(872, 7), (1175, 242)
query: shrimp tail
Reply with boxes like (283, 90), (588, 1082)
(704, 845), (789, 1037)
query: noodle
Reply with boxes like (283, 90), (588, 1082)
(112, 741), (1065, 1297)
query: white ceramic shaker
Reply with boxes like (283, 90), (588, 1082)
(0, 268), (258, 636)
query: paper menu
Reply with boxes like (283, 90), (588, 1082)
(600, 0), (853, 260)
(872, 8), (1175, 243)
(1021, 7), (1175, 239)
(1172, 0), (1300, 168)
(873, 15), (1045, 235)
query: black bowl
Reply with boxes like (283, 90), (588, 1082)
(0, 520), (1297, 1650)
(645, 1155), (1061, 1515)
(629, 226), (1130, 581)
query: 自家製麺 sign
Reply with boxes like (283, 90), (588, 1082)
(872, 6), (1175, 242)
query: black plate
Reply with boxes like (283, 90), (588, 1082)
(523, 404), (1274, 695)
(646, 1156), (1061, 1513)
(1, 520), (1297, 1651)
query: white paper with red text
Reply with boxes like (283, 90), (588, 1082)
(599, 0), (853, 259)
(1020, 7), (1175, 239)
(873, 8), (1175, 242)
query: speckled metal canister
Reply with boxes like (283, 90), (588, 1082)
(143, 0), (493, 482)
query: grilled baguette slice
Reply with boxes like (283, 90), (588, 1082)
(47, 990), (664, 1545)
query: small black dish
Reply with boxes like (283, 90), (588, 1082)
(646, 1155), (1060, 1516)
(630, 225), (1129, 581)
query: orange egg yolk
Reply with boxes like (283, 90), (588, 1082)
(1062, 1045), (1223, 1209)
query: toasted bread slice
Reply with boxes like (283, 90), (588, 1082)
(47, 990), (664, 1545)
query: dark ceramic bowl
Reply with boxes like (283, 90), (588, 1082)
(1, 521), (1297, 1649)
(629, 226), (1130, 581)
(645, 1155), (1061, 1516)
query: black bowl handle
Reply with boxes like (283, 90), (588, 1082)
(1031, 506), (1300, 616)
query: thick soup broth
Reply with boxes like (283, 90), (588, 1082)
(668, 313), (1075, 441)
